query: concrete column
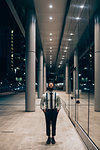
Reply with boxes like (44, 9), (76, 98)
(38, 50), (43, 98)
(95, 15), (100, 111)
(63, 68), (66, 91)
(73, 50), (79, 97)
(63, 77), (66, 91)
(66, 63), (69, 94)
(73, 70), (75, 95)
(69, 73), (71, 94)
(25, 10), (36, 112)
(43, 63), (46, 93)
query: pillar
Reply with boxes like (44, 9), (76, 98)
(73, 50), (79, 98)
(63, 78), (66, 91)
(38, 50), (43, 98)
(63, 68), (66, 91)
(95, 14), (100, 111)
(25, 9), (36, 112)
(43, 63), (46, 93)
(66, 63), (69, 94)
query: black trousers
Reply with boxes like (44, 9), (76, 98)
(45, 109), (58, 136)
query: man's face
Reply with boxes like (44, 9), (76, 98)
(48, 82), (54, 89)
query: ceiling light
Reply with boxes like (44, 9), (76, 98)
(62, 57), (64, 59)
(49, 5), (53, 8)
(16, 67), (20, 70)
(65, 47), (68, 49)
(50, 55), (52, 57)
(14, 69), (17, 73)
(11, 30), (14, 33)
(60, 61), (63, 64)
(64, 50), (67, 52)
(50, 47), (52, 49)
(79, 74), (81, 77)
(76, 17), (80, 20)
(50, 50), (52, 52)
(50, 65), (52, 68)
(11, 54), (13, 57)
(68, 38), (72, 41)
(50, 57), (52, 60)
(50, 38), (52, 41)
(62, 55), (65, 57)
(50, 33), (52, 36)
(49, 16), (53, 20)
(84, 67), (87, 70)
(80, 5), (84, 9)
(70, 33), (74, 35)
(58, 65), (61, 68)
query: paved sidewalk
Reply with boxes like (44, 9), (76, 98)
(0, 93), (88, 150)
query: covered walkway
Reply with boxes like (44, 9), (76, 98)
(0, 93), (87, 150)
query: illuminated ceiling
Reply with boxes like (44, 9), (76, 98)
(6, 0), (100, 79)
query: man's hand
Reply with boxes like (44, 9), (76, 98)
(43, 109), (46, 113)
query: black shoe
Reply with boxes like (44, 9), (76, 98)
(46, 137), (51, 144)
(52, 137), (56, 144)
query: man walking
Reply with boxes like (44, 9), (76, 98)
(40, 82), (61, 144)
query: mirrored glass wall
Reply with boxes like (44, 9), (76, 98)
(61, 0), (100, 149)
